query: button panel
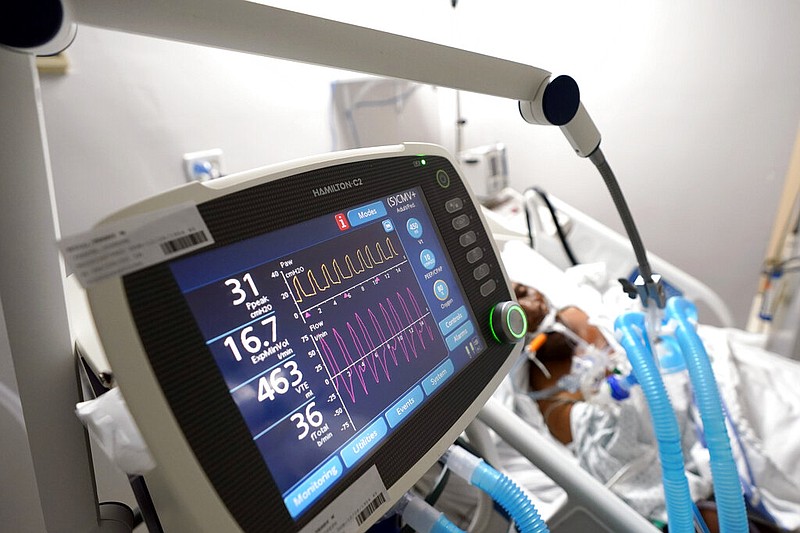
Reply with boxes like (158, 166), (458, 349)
(452, 214), (470, 231)
(473, 263), (490, 280)
(466, 247), (483, 264)
(480, 279), (497, 297)
(459, 231), (477, 248)
(445, 197), (464, 213)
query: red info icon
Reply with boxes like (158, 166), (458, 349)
(334, 213), (350, 231)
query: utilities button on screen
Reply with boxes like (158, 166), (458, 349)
(480, 279), (497, 297)
(459, 231), (477, 247)
(445, 197), (463, 213)
(452, 214), (470, 231)
(466, 247), (483, 264)
(473, 263), (490, 280)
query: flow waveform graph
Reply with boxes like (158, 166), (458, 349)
(292, 236), (400, 304)
(319, 287), (436, 404)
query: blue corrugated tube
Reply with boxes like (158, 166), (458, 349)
(615, 312), (694, 533)
(666, 298), (748, 533)
(443, 446), (549, 533)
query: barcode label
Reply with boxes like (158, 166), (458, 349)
(59, 203), (214, 287)
(160, 230), (209, 255)
(299, 466), (387, 533)
(355, 493), (386, 526)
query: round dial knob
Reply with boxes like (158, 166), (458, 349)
(489, 301), (528, 344)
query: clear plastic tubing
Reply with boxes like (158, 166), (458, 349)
(666, 298), (748, 533)
(397, 492), (465, 533)
(615, 312), (694, 533)
(443, 446), (549, 533)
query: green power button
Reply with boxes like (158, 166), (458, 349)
(489, 301), (528, 344)
(436, 170), (450, 188)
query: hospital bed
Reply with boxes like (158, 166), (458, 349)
(482, 187), (736, 328)
(470, 222), (800, 532)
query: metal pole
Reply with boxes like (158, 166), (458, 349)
(0, 48), (99, 532)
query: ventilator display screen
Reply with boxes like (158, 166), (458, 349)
(169, 186), (484, 519)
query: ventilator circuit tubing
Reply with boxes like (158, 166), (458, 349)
(666, 298), (748, 533)
(615, 313), (694, 533)
(397, 492), (465, 533)
(443, 446), (549, 533)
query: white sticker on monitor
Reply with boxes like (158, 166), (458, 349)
(59, 203), (214, 287)
(300, 466), (389, 533)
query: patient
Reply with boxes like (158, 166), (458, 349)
(512, 282), (602, 444)
(510, 281), (790, 533)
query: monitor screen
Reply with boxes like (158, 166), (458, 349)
(168, 185), (484, 519)
(86, 144), (521, 532)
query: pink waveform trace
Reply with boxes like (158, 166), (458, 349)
(320, 288), (435, 404)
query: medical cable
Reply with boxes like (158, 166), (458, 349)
(666, 297), (748, 533)
(589, 148), (665, 308)
(692, 503), (712, 533)
(719, 395), (777, 525)
(526, 186), (580, 266)
(615, 312), (694, 533)
(442, 445), (549, 533)
(524, 191), (536, 249)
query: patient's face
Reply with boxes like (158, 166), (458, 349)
(512, 282), (549, 331)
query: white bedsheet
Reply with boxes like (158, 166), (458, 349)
(497, 241), (800, 529)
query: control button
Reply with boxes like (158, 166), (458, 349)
(422, 358), (454, 395)
(473, 263), (490, 280)
(489, 301), (528, 344)
(420, 249), (436, 270)
(480, 279), (497, 297)
(347, 201), (387, 228)
(433, 280), (449, 301)
(284, 456), (343, 517)
(459, 231), (477, 247)
(436, 170), (451, 188)
(445, 197), (463, 213)
(385, 386), (424, 428)
(438, 305), (468, 336)
(340, 418), (388, 468)
(406, 218), (423, 238)
(452, 214), (470, 231)
(446, 320), (474, 351)
(466, 247), (483, 264)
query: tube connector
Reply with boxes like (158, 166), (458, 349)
(442, 445), (482, 483)
(401, 493), (465, 533)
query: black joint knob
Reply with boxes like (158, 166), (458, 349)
(489, 301), (528, 344)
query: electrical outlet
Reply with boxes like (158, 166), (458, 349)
(183, 149), (224, 182)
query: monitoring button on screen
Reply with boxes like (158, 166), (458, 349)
(284, 456), (344, 518)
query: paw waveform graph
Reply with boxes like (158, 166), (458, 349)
(292, 236), (401, 304)
(319, 287), (436, 404)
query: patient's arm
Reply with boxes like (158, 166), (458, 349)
(528, 333), (581, 444)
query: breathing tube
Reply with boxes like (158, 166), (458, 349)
(665, 298), (748, 533)
(442, 445), (549, 533)
(615, 312), (694, 533)
(394, 492), (465, 533)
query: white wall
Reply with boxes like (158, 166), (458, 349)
(42, 0), (800, 327)
(4, 0), (800, 529)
